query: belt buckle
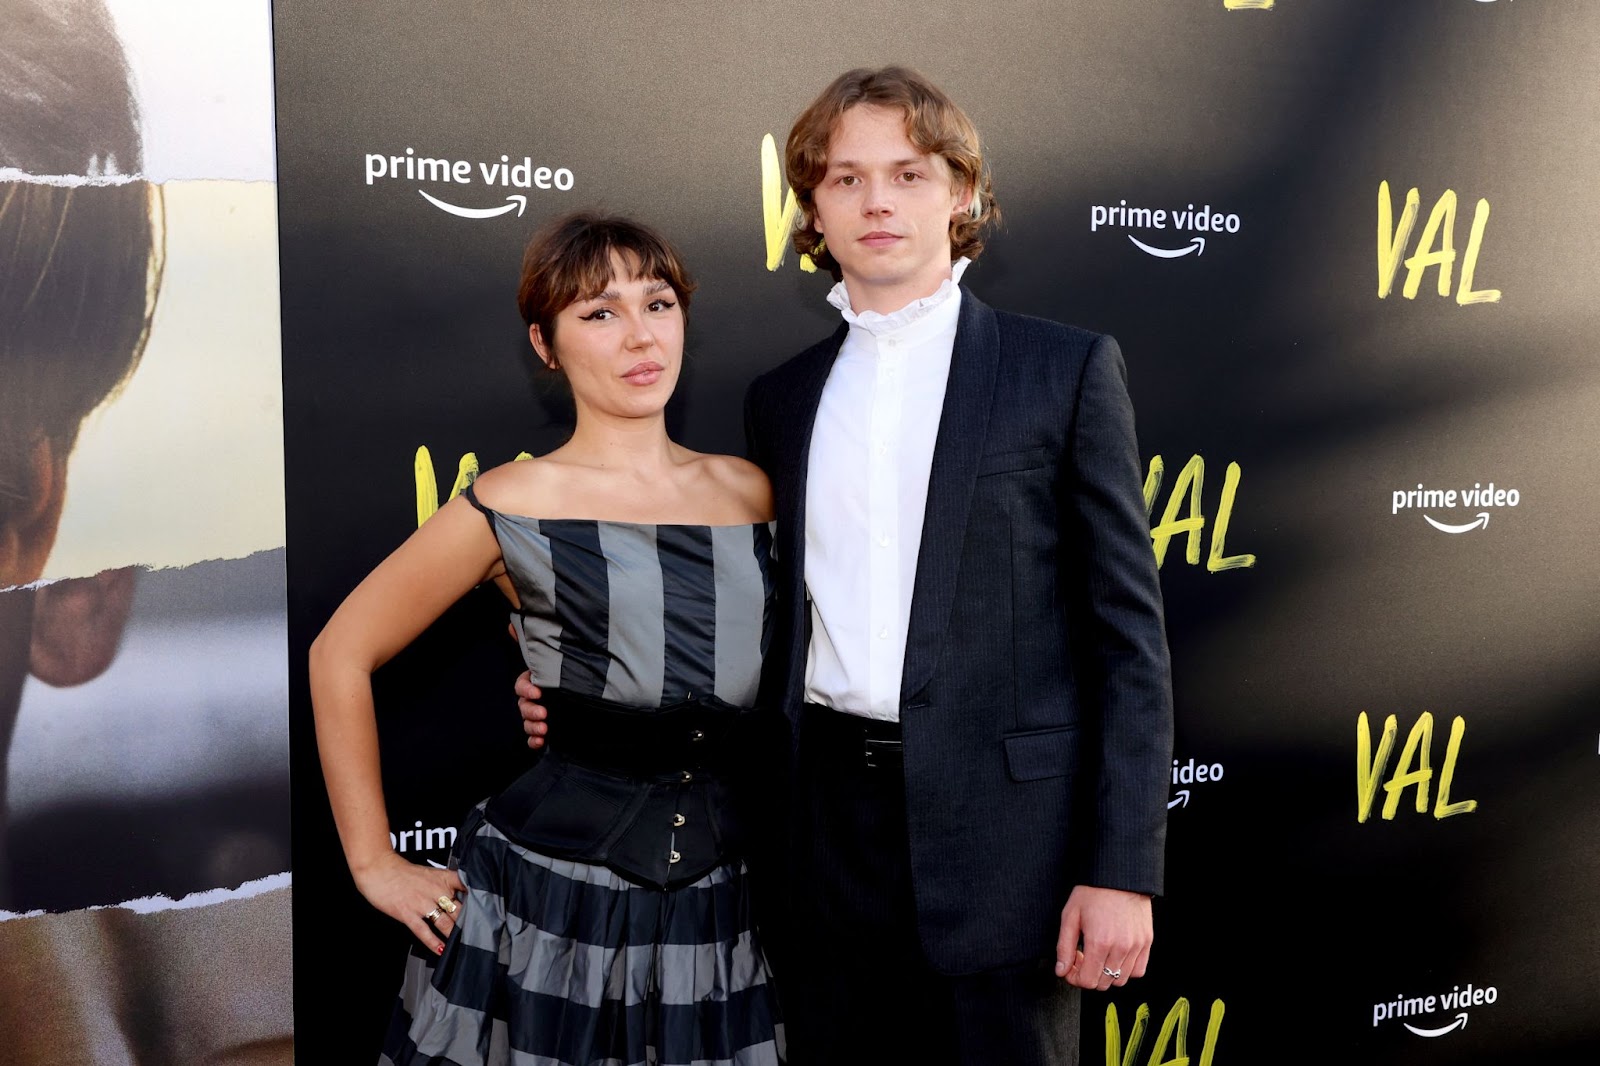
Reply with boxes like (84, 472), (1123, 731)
(863, 736), (900, 769)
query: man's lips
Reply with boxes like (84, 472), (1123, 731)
(622, 361), (665, 385)
(859, 231), (901, 247)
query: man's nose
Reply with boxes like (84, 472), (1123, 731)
(862, 177), (894, 216)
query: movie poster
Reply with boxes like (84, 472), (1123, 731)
(0, 1), (290, 1061)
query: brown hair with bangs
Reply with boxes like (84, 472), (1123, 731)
(516, 212), (696, 369)
(785, 66), (999, 280)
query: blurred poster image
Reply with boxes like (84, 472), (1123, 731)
(0, 1), (289, 1062)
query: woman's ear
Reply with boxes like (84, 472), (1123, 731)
(29, 567), (137, 687)
(528, 324), (559, 371)
(0, 434), (69, 589)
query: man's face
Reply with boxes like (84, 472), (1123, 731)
(810, 104), (972, 310)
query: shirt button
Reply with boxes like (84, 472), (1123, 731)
(877, 534), (890, 547)
(669, 850), (682, 865)
(878, 627), (889, 640)
(681, 771), (694, 783)
(876, 442), (888, 456)
(673, 813), (687, 827)
(689, 729), (705, 742)
(886, 338), (899, 348)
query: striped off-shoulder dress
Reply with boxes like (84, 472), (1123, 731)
(380, 485), (782, 1066)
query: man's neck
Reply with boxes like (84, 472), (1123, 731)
(841, 263), (955, 317)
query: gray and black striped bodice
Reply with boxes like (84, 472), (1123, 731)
(465, 486), (773, 708)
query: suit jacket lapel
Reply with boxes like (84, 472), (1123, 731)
(772, 324), (846, 710)
(901, 292), (1001, 703)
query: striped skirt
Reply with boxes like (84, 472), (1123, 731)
(379, 804), (784, 1066)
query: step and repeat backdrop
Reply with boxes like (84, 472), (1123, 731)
(274, 0), (1600, 1061)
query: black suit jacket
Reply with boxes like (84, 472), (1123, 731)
(744, 290), (1173, 975)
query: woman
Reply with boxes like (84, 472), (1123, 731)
(310, 213), (783, 1066)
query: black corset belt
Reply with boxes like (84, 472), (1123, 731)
(483, 689), (753, 890)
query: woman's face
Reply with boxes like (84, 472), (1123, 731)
(531, 252), (685, 423)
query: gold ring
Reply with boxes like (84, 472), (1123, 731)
(423, 908), (441, 922)
(437, 896), (458, 914)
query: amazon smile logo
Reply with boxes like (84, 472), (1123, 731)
(1391, 481), (1521, 534)
(1089, 199), (1241, 259)
(1373, 982), (1498, 1038)
(1168, 756), (1224, 811)
(363, 147), (575, 219)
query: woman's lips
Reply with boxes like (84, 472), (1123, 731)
(622, 361), (664, 386)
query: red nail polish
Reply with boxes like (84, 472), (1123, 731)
(435, 944), (444, 955)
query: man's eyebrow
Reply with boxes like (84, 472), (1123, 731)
(826, 156), (929, 171)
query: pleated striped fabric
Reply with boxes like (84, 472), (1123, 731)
(381, 807), (783, 1066)
(380, 492), (782, 1065)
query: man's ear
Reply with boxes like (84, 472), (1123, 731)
(0, 434), (69, 589)
(528, 324), (559, 371)
(952, 180), (976, 220)
(29, 567), (137, 687)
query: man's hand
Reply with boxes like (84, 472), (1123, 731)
(515, 671), (547, 749)
(1055, 885), (1152, 990)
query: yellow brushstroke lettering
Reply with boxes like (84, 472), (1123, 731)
(1142, 455), (1166, 519)
(1402, 190), (1458, 300)
(1150, 455), (1205, 567)
(761, 134), (815, 273)
(1146, 997), (1191, 1066)
(1456, 198), (1501, 305)
(1105, 1001), (1151, 1066)
(1377, 181), (1420, 298)
(1381, 711), (1435, 819)
(1207, 461), (1256, 571)
(1106, 999), (1224, 1066)
(1199, 999), (1225, 1066)
(1434, 715), (1479, 818)
(1356, 711), (1398, 823)
(415, 446), (481, 527)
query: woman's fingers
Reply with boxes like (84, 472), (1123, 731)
(404, 912), (446, 956)
(361, 857), (469, 954)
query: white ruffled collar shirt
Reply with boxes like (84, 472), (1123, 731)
(803, 258), (970, 721)
(824, 256), (970, 332)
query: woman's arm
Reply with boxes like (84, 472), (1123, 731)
(308, 493), (505, 953)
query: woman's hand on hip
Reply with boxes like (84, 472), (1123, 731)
(353, 851), (468, 955)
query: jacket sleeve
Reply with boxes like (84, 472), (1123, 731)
(1061, 333), (1174, 896)
(743, 375), (768, 473)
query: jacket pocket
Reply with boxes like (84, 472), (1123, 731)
(976, 446), (1051, 477)
(1003, 725), (1078, 782)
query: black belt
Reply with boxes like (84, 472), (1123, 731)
(543, 689), (742, 778)
(803, 703), (904, 769)
(484, 688), (753, 890)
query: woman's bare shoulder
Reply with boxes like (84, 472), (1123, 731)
(692, 453), (773, 523)
(462, 458), (567, 516)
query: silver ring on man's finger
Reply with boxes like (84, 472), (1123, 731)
(1102, 967), (1122, 979)
(423, 908), (441, 922)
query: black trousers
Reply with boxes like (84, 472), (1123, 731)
(782, 706), (1079, 1066)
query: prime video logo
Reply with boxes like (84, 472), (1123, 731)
(1391, 481), (1521, 534)
(1089, 199), (1241, 258)
(364, 147), (575, 219)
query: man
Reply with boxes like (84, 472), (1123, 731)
(524, 66), (1173, 1064)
